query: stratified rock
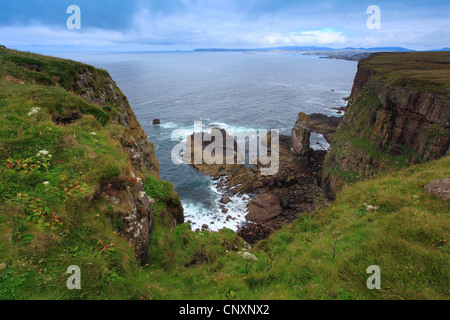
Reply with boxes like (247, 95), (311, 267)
(291, 112), (311, 156)
(322, 52), (450, 195)
(424, 178), (450, 201)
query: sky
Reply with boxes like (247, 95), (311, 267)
(0, 0), (449, 52)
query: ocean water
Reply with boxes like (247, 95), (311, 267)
(51, 51), (357, 231)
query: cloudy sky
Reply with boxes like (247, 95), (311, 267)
(0, 0), (449, 52)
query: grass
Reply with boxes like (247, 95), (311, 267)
(0, 47), (448, 300)
(360, 51), (450, 93)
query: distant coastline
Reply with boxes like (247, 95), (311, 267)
(193, 46), (450, 61)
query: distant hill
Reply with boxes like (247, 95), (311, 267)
(194, 46), (415, 53)
(428, 47), (450, 51)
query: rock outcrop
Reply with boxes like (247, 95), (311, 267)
(291, 112), (311, 156)
(183, 127), (328, 243)
(322, 52), (450, 195)
(308, 113), (342, 143)
(424, 178), (450, 201)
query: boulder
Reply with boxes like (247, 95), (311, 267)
(424, 178), (450, 201)
(245, 193), (282, 223)
(220, 196), (231, 204)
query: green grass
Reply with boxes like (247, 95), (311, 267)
(360, 52), (450, 93)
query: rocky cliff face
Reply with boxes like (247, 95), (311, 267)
(72, 66), (184, 263)
(0, 46), (186, 265)
(322, 52), (450, 194)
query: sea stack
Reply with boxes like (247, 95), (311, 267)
(291, 112), (311, 156)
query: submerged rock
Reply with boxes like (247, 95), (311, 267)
(220, 196), (232, 204)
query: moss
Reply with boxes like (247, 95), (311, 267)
(144, 174), (181, 208)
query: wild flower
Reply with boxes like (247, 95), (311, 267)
(237, 251), (258, 271)
(36, 150), (52, 172)
(27, 107), (41, 117)
(90, 132), (97, 136)
(241, 252), (258, 261)
(37, 150), (49, 156)
(43, 181), (50, 186)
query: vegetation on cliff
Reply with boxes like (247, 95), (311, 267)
(0, 47), (182, 297)
(323, 52), (450, 194)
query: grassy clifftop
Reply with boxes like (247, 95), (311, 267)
(358, 51), (450, 93)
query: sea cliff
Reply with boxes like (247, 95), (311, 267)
(0, 47), (183, 264)
(322, 52), (450, 194)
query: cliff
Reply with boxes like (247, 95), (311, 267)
(0, 47), (183, 264)
(322, 52), (450, 194)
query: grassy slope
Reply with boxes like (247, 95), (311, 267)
(0, 48), (448, 300)
(138, 156), (449, 300)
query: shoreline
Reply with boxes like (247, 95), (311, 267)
(182, 113), (342, 242)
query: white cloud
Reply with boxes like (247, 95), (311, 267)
(1, 5), (449, 51)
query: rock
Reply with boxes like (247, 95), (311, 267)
(245, 193), (282, 223)
(109, 196), (121, 204)
(222, 208), (229, 213)
(220, 196), (231, 204)
(308, 113), (342, 143)
(424, 178), (450, 201)
(152, 118), (160, 124)
(237, 222), (273, 244)
(291, 112), (311, 156)
(201, 224), (209, 231)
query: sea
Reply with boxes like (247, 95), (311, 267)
(48, 51), (357, 231)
